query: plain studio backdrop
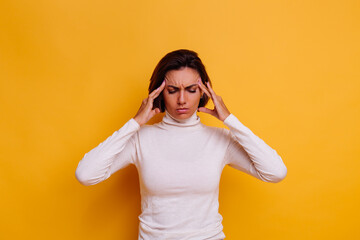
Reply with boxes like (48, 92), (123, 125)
(1, 0), (359, 239)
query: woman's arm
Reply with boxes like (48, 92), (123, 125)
(223, 114), (287, 183)
(197, 79), (287, 183)
(76, 79), (166, 186)
(75, 119), (140, 186)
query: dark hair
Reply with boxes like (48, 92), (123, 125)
(148, 49), (212, 112)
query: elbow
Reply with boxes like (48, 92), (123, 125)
(75, 168), (95, 186)
(266, 153), (288, 183)
(269, 165), (287, 183)
(258, 165), (287, 183)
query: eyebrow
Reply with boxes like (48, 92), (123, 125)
(167, 84), (198, 90)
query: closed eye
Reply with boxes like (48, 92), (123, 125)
(168, 89), (177, 94)
(167, 85), (198, 94)
(168, 89), (197, 94)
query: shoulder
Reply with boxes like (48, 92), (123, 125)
(136, 123), (167, 137)
(201, 123), (231, 141)
(137, 124), (157, 133)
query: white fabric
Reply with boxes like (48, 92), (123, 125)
(75, 110), (287, 239)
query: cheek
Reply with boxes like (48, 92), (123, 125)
(163, 93), (175, 106)
(163, 91), (201, 106)
(191, 92), (201, 102)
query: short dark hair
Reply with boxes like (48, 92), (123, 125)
(149, 49), (212, 112)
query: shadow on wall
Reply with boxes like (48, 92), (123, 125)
(83, 165), (141, 238)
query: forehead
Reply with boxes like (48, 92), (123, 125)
(165, 67), (199, 87)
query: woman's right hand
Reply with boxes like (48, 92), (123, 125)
(133, 80), (166, 126)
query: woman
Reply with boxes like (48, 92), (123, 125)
(75, 49), (287, 240)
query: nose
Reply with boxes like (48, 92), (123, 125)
(177, 90), (186, 105)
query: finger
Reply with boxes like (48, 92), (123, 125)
(141, 98), (148, 106)
(197, 78), (210, 96)
(197, 79), (211, 98)
(206, 81), (223, 108)
(149, 80), (165, 99)
(153, 81), (166, 99)
(149, 80), (165, 97)
(149, 107), (161, 119)
(153, 108), (160, 114)
(206, 81), (217, 99)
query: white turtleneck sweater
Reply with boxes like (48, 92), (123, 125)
(75, 110), (287, 240)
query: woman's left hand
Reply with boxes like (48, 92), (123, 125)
(197, 79), (231, 122)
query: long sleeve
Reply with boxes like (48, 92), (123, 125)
(223, 114), (287, 183)
(75, 118), (140, 186)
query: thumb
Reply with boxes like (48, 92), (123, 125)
(150, 108), (160, 117)
(154, 108), (160, 114)
(198, 107), (214, 115)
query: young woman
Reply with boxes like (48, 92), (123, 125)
(75, 49), (287, 240)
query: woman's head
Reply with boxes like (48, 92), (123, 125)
(149, 49), (212, 119)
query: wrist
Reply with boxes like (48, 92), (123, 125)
(220, 111), (231, 121)
(133, 116), (143, 126)
(221, 113), (231, 122)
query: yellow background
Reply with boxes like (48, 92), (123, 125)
(1, 0), (359, 239)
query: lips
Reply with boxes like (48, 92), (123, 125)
(176, 108), (189, 113)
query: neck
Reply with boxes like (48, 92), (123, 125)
(162, 109), (200, 127)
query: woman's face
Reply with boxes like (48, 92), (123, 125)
(163, 67), (202, 120)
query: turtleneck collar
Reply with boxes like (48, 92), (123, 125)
(161, 109), (201, 127)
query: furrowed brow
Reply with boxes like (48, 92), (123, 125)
(168, 85), (179, 90)
(185, 84), (198, 89)
(168, 84), (198, 90)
